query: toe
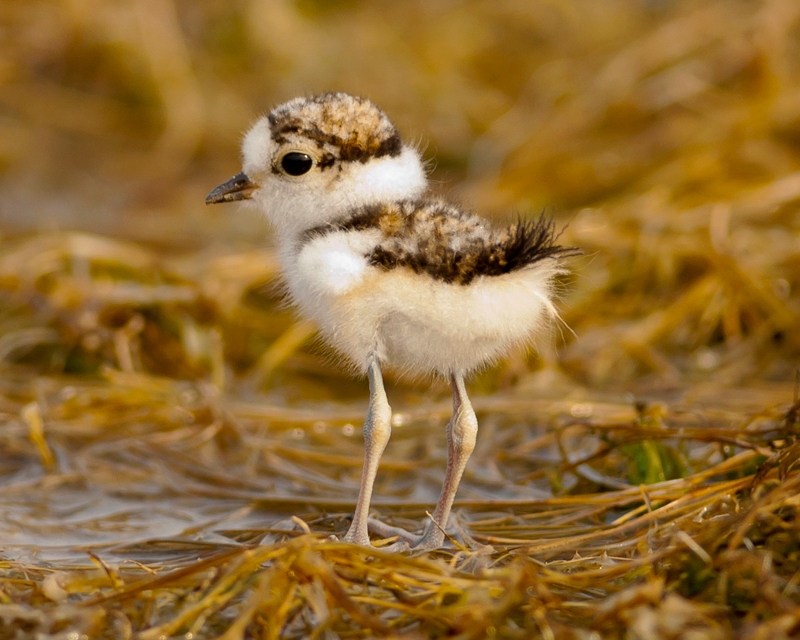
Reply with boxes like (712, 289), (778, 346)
(366, 517), (420, 543)
(408, 528), (446, 552)
(377, 539), (412, 553)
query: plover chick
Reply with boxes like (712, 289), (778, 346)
(207, 92), (576, 551)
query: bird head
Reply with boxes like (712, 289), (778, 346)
(207, 93), (427, 239)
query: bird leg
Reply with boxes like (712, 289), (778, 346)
(379, 372), (478, 552)
(414, 372), (478, 549)
(343, 356), (392, 546)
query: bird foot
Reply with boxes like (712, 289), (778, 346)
(365, 517), (447, 553)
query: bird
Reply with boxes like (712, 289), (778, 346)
(207, 92), (576, 551)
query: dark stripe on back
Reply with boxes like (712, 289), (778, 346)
(300, 202), (579, 285)
(370, 214), (578, 285)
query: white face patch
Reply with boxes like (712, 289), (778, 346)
(241, 118), (274, 176)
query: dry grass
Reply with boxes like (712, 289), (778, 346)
(2, 0), (800, 638)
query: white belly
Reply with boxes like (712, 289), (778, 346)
(282, 232), (559, 377)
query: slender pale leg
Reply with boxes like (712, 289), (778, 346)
(413, 371), (478, 550)
(379, 372), (478, 551)
(343, 356), (392, 545)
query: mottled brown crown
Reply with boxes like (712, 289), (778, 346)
(267, 93), (402, 167)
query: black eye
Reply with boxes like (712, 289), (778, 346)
(280, 152), (314, 176)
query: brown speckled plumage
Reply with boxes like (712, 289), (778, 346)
(210, 92), (580, 551)
(303, 199), (577, 285)
(268, 93), (401, 169)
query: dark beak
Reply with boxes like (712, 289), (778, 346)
(206, 172), (257, 204)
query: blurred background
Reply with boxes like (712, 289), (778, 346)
(1, 0), (800, 391)
(3, 4), (800, 632)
